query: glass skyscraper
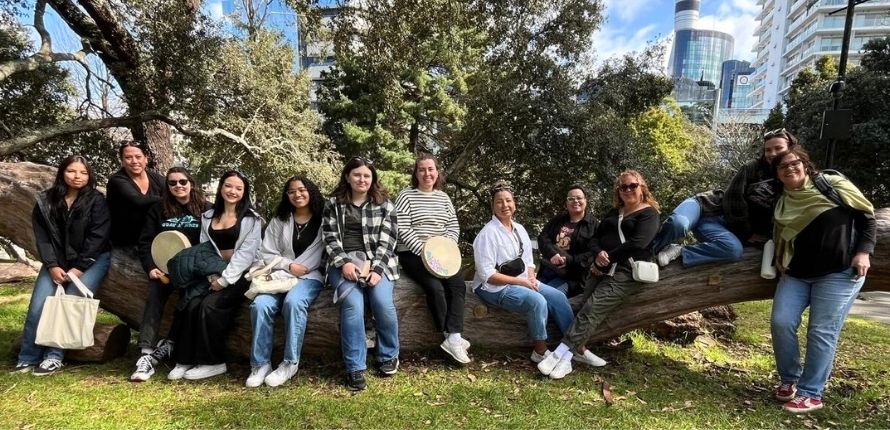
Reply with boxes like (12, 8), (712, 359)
(668, 0), (735, 105)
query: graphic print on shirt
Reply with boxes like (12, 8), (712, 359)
(161, 214), (200, 230)
(746, 179), (777, 211)
(556, 222), (576, 252)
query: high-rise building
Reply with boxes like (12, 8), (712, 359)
(750, 0), (890, 110)
(720, 60), (756, 109)
(668, 0), (735, 105)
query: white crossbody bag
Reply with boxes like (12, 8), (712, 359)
(615, 212), (659, 283)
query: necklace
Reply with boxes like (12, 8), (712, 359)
(294, 218), (311, 240)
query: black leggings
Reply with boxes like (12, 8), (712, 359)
(170, 277), (249, 365)
(398, 251), (466, 334)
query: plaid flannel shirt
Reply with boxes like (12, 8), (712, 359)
(322, 197), (400, 281)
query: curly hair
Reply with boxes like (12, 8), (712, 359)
(274, 175), (324, 221)
(612, 170), (660, 211)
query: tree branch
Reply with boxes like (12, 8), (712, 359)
(0, 112), (251, 156)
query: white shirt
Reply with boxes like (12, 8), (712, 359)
(472, 216), (535, 293)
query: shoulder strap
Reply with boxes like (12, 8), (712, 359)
(812, 171), (845, 208)
(617, 213), (626, 244)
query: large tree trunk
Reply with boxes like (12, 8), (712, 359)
(3, 161), (889, 358)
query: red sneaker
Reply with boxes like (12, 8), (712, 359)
(775, 383), (796, 402)
(783, 396), (823, 414)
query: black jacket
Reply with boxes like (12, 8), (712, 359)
(590, 207), (660, 270)
(33, 188), (111, 271)
(106, 168), (165, 247)
(537, 212), (599, 281)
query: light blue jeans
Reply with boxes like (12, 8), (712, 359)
(18, 252), (111, 364)
(329, 267), (399, 372)
(771, 267), (865, 399)
(652, 197), (743, 267)
(475, 283), (573, 341)
(249, 278), (324, 368)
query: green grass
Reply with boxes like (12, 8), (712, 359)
(1, 284), (888, 429)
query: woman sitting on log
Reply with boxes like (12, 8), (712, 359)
(105, 141), (165, 249)
(538, 170), (660, 379)
(245, 176), (326, 388)
(130, 167), (209, 382)
(537, 184), (599, 297)
(769, 147), (875, 414)
(394, 154), (470, 364)
(167, 170), (262, 381)
(472, 182), (573, 368)
(322, 157), (400, 391)
(652, 128), (795, 267)
(14, 155), (111, 376)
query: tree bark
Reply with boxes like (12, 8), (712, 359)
(2, 161), (889, 357)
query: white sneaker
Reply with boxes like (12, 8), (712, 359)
(536, 351), (560, 375)
(184, 363), (227, 380)
(657, 244), (683, 267)
(168, 363), (192, 380)
(548, 357), (573, 379)
(130, 354), (157, 382)
(440, 339), (472, 364)
(572, 350), (607, 367)
(264, 362), (299, 387)
(462, 338), (471, 350)
(530, 350), (552, 364)
(245, 363), (272, 388)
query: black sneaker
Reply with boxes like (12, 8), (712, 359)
(378, 357), (399, 376)
(345, 370), (367, 391)
(32, 358), (63, 376)
(9, 362), (34, 374)
(150, 339), (173, 362)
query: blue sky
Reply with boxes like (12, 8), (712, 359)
(592, 0), (760, 65)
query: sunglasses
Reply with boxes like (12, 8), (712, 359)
(167, 179), (189, 187)
(618, 183), (640, 192)
(350, 156), (374, 166)
(490, 183), (514, 196)
(764, 127), (788, 140)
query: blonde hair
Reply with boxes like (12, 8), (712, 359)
(612, 170), (660, 211)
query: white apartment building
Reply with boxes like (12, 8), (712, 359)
(750, 0), (890, 109)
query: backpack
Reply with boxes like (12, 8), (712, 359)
(811, 169), (847, 208)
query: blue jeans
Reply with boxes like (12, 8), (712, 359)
(18, 252), (111, 364)
(475, 283), (573, 341)
(249, 279), (324, 368)
(652, 197), (743, 267)
(329, 268), (399, 372)
(537, 267), (569, 295)
(771, 268), (865, 399)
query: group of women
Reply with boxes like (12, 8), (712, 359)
(12, 131), (877, 411)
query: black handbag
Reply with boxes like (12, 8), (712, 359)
(495, 230), (526, 277)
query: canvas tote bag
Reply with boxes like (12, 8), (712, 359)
(35, 272), (100, 349)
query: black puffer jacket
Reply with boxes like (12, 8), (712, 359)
(167, 241), (228, 308)
(33, 188), (111, 271)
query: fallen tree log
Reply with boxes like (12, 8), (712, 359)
(2, 161), (888, 359)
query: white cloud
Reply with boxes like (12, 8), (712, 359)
(603, 0), (657, 23)
(206, 0), (225, 20)
(591, 23), (661, 62)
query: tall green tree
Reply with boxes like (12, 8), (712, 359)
(763, 102), (785, 131)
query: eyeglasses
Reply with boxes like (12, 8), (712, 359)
(490, 183), (514, 196)
(777, 159), (803, 171)
(764, 128), (788, 140)
(167, 179), (189, 187)
(566, 197), (585, 202)
(618, 183), (640, 192)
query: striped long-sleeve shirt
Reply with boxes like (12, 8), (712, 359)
(394, 188), (460, 255)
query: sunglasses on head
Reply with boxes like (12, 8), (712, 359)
(490, 183), (514, 196)
(167, 179), (189, 187)
(350, 156), (374, 166)
(618, 183), (640, 192)
(764, 128), (788, 140)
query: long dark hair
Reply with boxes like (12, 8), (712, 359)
(410, 153), (446, 190)
(210, 170), (255, 220)
(331, 157), (388, 205)
(274, 175), (324, 221)
(47, 155), (96, 215)
(161, 167), (207, 219)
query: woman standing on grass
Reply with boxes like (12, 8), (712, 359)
(769, 147), (875, 414)
(14, 155), (111, 376)
(130, 167), (209, 382)
(394, 154), (470, 364)
(537, 170), (660, 379)
(245, 176), (326, 388)
(322, 157), (400, 391)
(105, 141), (165, 248)
(167, 170), (263, 381)
(472, 182), (573, 369)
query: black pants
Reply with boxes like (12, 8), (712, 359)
(171, 277), (249, 365)
(398, 251), (466, 334)
(137, 278), (178, 350)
